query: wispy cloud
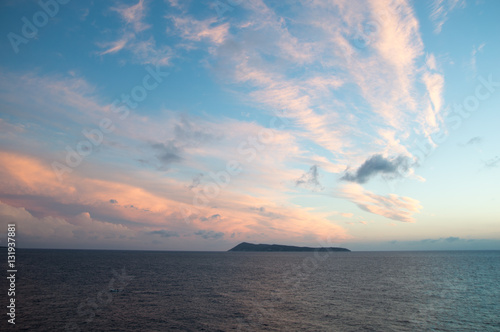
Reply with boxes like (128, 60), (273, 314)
(112, 0), (151, 33)
(99, 0), (171, 65)
(166, 0), (448, 176)
(429, 0), (465, 34)
(100, 36), (130, 55)
(470, 43), (485, 76)
(169, 16), (230, 45)
(339, 183), (422, 223)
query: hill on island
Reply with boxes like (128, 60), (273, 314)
(228, 242), (350, 252)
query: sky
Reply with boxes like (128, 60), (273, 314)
(0, 0), (499, 251)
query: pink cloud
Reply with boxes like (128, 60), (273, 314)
(339, 183), (422, 223)
(0, 150), (349, 248)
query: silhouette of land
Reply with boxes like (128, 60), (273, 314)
(228, 242), (350, 252)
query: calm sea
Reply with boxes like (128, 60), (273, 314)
(2, 250), (499, 331)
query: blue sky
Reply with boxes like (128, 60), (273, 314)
(0, 0), (499, 250)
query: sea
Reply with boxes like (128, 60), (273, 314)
(2, 249), (499, 331)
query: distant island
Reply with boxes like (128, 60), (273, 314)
(228, 242), (350, 252)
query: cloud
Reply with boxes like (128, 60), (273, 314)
(0, 149), (349, 248)
(484, 156), (500, 168)
(188, 173), (204, 190)
(0, 200), (138, 248)
(429, 0), (465, 34)
(249, 206), (282, 220)
(163, 0), (446, 171)
(149, 230), (179, 238)
(466, 136), (482, 145)
(98, 1), (172, 65)
(149, 115), (221, 168)
(112, 0), (150, 33)
(194, 230), (224, 240)
(295, 165), (324, 191)
(470, 43), (485, 75)
(421, 236), (468, 244)
(109, 199), (118, 204)
(422, 71), (445, 130)
(339, 183), (422, 223)
(152, 141), (183, 167)
(169, 16), (230, 45)
(200, 214), (221, 222)
(100, 37), (130, 55)
(341, 155), (410, 184)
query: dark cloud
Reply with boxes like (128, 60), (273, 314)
(200, 214), (221, 222)
(295, 165), (324, 191)
(484, 156), (500, 168)
(421, 237), (461, 244)
(173, 116), (220, 144)
(249, 206), (282, 219)
(152, 141), (183, 166)
(341, 154), (410, 184)
(445, 236), (460, 242)
(151, 116), (221, 169)
(466, 136), (482, 145)
(109, 199), (118, 204)
(194, 230), (224, 240)
(188, 173), (204, 190)
(149, 230), (180, 238)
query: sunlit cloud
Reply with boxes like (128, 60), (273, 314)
(112, 0), (151, 33)
(1, 0), (498, 250)
(429, 0), (465, 34)
(169, 16), (230, 45)
(98, 1), (171, 65)
(100, 37), (130, 55)
(339, 183), (422, 223)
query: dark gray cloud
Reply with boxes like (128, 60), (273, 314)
(151, 116), (222, 169)
(445, 236), (460, 242)
(466, 136), (482, 145)
(341, 154), (409, 184)
(249, 206), (282, 219)
(194, 230), (224, 240)
(152, 141), (183, 166)
(173, 116), (220, 144)
(295, 165), (324, 191)
(149, 230), (179, 238)
(484, 156), (500, 168)
(188, 173), (204, 190)
(109, 199), (118, 204)
(200, 214), (221, 222)
(421, 236), (461, 244)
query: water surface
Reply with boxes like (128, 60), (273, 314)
(4, 250), (499, 331)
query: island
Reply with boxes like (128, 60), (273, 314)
(228, 242), (350, 252)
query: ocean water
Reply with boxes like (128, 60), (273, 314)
(3, 249), (500, 331)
